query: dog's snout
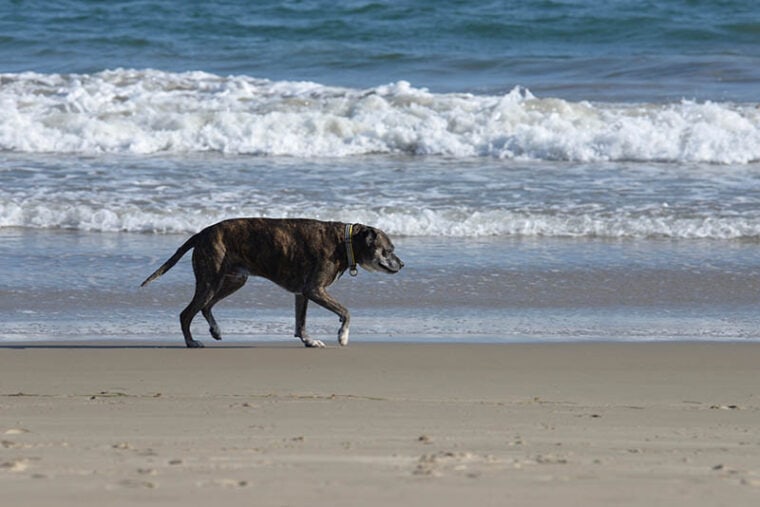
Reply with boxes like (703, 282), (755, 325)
(390, 255), (404, 272)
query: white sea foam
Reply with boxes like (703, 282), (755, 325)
(2, 199), (759, 239)
(1, 69), (759, 163)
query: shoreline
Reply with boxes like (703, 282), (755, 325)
(4, 229), (760, 344)
(2, 342), (759, 506)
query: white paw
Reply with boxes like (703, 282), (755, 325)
(304, 339), (326, 348)
(338, 328), (350, 346)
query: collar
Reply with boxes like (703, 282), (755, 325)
(344, 223), (358, 276)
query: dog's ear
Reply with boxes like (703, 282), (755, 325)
(353, 224), (377, 247)
(364, 227), (378, 247)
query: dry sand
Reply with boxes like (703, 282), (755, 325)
(1, 342), (759, 506)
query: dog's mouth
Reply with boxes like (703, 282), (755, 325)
(378, 257), (404, 274)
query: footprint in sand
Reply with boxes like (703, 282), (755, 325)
(1, 458), (32, 472)
(413, 451), (493, 477)
(113, 479), (157, 489)
(4, 428), (30, 435)
(198, 478), (249, 488)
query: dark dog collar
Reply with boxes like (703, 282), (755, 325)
(344, 223), (358, 276)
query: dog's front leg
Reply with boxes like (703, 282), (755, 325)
(304, 288), (351, 346)
(294, 294), (326, 348)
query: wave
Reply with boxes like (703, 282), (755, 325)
(2, 200), (759, 239)
(1, 69), (759, 163)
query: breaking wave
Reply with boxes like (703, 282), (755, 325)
(3, 201), (760, 239)
(2, 69), (759, 163)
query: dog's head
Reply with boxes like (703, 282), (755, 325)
(353, 225), (404, 274)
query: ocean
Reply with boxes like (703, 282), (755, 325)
(1, 0), (759, 345)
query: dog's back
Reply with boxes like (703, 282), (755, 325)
(195, 218), (348, 293)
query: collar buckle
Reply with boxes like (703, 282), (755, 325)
(344, 223), (358, 276)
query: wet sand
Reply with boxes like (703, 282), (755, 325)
(1, 342), (759, 506)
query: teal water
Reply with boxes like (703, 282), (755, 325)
(1, 0), (759, 345)
(2, 0), (759, 101)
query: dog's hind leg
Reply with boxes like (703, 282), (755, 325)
(181, 243), (244, 348)
(202, 271), (248, 341)
(294, 294), (326, 348)
(304, 288), (351, 346)
(180, 284), (215, 348)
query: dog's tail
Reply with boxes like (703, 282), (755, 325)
(140, 233), (199, 287)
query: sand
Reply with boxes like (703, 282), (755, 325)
(1, 342), (759, 506)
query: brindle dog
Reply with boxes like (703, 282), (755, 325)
(141, 218), (404, 348)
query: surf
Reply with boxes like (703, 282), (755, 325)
(1, 69), (758, 164)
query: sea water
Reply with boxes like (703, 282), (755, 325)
(1, 1), (759, 344)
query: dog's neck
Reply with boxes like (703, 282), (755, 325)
(344, 223), (358, 277)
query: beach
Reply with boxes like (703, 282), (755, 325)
(2, 2), (760, 505)
(2, 342), (760, 506)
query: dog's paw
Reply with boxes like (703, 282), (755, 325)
(303, 339), (326, 348)
(209, 326), (222, 341)
(186, 340), (205, 348)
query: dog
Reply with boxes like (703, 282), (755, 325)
(141, 218), (404, 348)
